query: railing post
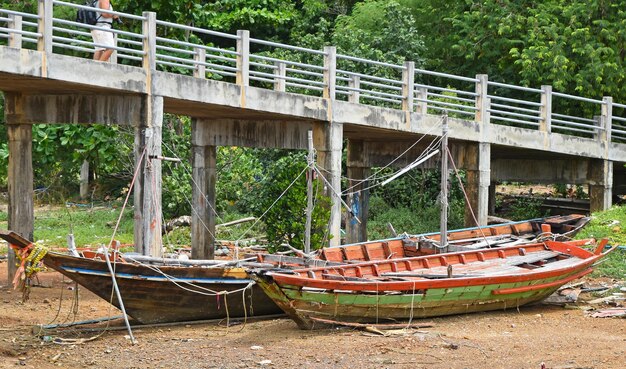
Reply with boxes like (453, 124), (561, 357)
(110, 33), (118, 64)
(273, 61), (286, 92)
(37, 0), (52, 53)
(348, 75), (360, 104)
(600, 96), (613, 144)
(323, 46), (336, 100)
(8, 15), (22, 49)
(416, 87), (428, 115)
(142, 12), (157, 71)
(194, 47), (206, 78)
(402, 61), (415, 112)
(475, 74), (489, 125)
(540, 85), (552, 133)
(236, 30), (250, 87)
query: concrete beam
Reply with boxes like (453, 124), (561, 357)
(491, 158), (590, 184)
(193, 119), (312, 149)
(313, 121), (343, 246)
(4, 93), (142, 125)
(191, 119), (217, 259)
(345, 140), (369, 243)
(6, 124), (33, 284)
(133, 95), (163, 257)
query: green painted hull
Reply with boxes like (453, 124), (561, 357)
(253, 268), (588, 329)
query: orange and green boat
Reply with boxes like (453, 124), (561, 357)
(251, 238), (614, 329)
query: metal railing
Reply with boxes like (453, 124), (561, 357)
(0, 0), (624, 145)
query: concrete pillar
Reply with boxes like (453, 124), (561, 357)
(193, 47), (206, 78)
(7, 124), (34, 284)
(133, 95), (163, 256)
(464, 142), (490, 226)
(273, 61), (286, 92)
(345, 140), (370, 243)
(589, 159), (613, 212)
(190, 120), (217, 260)
(313, 121), (343, 246)
(589, 96), (613, 212)
(37, 0), (52, 54)
(323, 46), (336, 100)
(142, 12), (157, 71)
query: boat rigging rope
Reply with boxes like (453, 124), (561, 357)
(161, 141), (237, 241)
(234, 164), (309, 245)
(446, 146), (491, 246)
(340, 116), (446, 194)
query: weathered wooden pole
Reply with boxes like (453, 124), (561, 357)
(304, 130), (314, 253)
(6, 123), (34, 283)
(440, 113), (449, 252)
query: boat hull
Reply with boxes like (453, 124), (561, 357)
(255, 267), (590, 329)
(44, 253), (281, 324)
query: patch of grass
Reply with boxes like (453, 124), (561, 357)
(576, 205), (626, 279)
(34, 205), (134, 248)
(0, 209), (7, 230)
(367, 199), (465, 240)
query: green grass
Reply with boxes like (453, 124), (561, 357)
(575, 205), (626, 279)
(33, 205), (134, 248)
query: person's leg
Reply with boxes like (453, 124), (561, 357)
(93, 50), (103, 60)
(99, 48), (114, 62)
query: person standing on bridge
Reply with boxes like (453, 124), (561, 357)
(91, 0), (119, 62)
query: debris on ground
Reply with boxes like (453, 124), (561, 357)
(586, 308), (626, 318)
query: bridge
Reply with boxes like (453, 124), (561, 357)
(2, 1), (625, 274)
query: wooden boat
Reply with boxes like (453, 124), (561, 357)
(251, 238), (614, 329)
(0, 214), (588, 324)
(302, 214), (590, 264)
(1, 230), (283, 324)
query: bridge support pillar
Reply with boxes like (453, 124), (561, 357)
(314, 122), (343, 246)
(190, 119), (217, 260)
(464, 142), (490, 227)
(134, 95), (163, 257)
(346, 140), (370, 243)
(588, 159), (612, 212)
(6, 123), (34, 284)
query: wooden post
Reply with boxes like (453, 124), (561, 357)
(440, 114), (449, 252)
(346, 139), (369, 244)
(133, 95), (163, 257)
(8, 15), (22, 49)
(79, 159), (89, 200)
(236, 30), (250, 87)
(313, 121), (343, 246)
(191, 119), (216, 260)
(304, 130), (314, 253)
(7, 124), (34, 284)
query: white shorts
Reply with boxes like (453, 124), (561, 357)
(91, 27), (114, 51)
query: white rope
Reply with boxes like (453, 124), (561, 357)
(340, 116), (446, 194)
(125, 255), (256, 296)
(234, 165), (309, 244)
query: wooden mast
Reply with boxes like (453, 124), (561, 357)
(440, 113), (449, 252)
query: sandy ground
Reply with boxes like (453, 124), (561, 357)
(0, 262), (624, 369)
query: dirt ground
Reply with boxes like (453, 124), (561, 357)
(0, 262), (624, 369)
